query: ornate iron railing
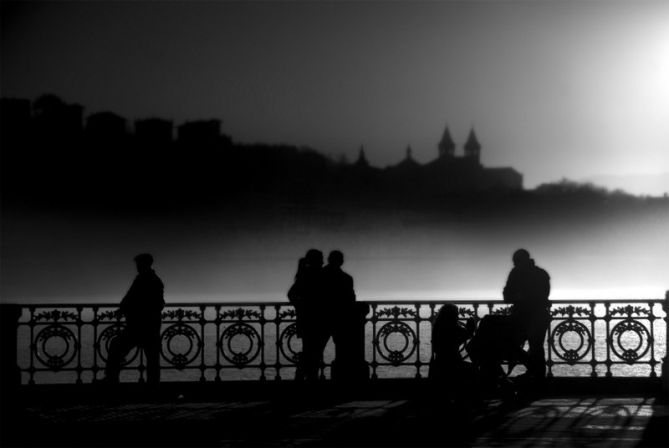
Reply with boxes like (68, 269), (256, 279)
(7, 299), (667, 384)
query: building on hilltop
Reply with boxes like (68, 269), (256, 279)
(177, 120), (221, 147)
(86, 112), (127, 142)
(32, 94), (84, 141)
(386, 125), (523, 193)
(0, 98), (31, 144)
(385, 145), (421, 175)
(438, 126), (456, 158)
(355, 145), (370, 168)
(135, 118), (173, 146)
(463, 128), (481, 163)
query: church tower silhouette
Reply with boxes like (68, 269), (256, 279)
(438, 126), (456, 158)
(464, 128), (481, 165)
(356, 145), (370, 167)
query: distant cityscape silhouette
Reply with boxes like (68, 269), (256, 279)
(0, 94), (653, 211)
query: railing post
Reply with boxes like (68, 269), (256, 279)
(0, 304), (22, 411)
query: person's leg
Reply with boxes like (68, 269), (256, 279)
(294, 358), (305, 381)
(331, 318), (352, 381)
(526, 312), (550, 378)
(293, 316), (306, 380)
(144, 332), (162, 384)
(308, 327), (331, 381)
(104, 330), (136, 382)
(301, 325), (321, 381)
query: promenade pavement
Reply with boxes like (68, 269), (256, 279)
(1, 381), (667, 447)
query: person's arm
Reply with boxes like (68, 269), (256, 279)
(287, 281), (301, 304)
(288, 259), (306, 304)
(544, 271), (551, 299)
(119, 279), (137, 316)
(455, 323), (470, 345)
(465, 318), (477, 338)
(154, 278), (165, 312)
(347, 275), (356, 302)
(540, 270), (551, 304)
(503, 269), (518, 303)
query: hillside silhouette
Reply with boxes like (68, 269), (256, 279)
(1, 94), (665, 216)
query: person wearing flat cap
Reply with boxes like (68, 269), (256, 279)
(103, 253), (165, 384)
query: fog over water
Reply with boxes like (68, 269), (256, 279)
(2, 198), (667, 304)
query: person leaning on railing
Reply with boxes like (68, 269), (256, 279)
(102, 253), (165, 385)
(287, 249), (326, 382)
(502, 248), (551, 382)
(325, 250), (370, 383)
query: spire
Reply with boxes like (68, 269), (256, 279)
(356, 145), (369, 167)
(438, 125), (456, 158)
(465, 128), (479, 145)
(406, 145), (413, 160)
(464, 128), (481, 162)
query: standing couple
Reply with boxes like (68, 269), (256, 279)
(288, 249), (369, 382)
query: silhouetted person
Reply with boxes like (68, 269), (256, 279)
(288, 249), (325, 381)
(324, 250), (369, 382)
(430, 304), (474, 379)
(429, 304), (478, 402)
(503, 248), (551, 381)
(289, 257), (308, 336)
(287, 256), (307, 380)
(103, 253), (165, 384)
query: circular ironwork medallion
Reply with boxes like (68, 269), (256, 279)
(375, 321), (417, 366)
(550, 319), (591, 364)
(220, 323), (262, 366)
(160, 323), (202, 369)
(34, 324), (78, 370)
(278, 323), (302, 364)
(610, 319), (650, 364)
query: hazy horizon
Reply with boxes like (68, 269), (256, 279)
(2, 198), (667, 304)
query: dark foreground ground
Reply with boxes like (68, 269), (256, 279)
(1, 379), (667, 448)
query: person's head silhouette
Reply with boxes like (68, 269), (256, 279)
(512, 248), (532, 268)
(328, 250), (344, 268)
(304, 249), (323, 268)
(435, 303), (459, 327)
(134, 253), (154, 273)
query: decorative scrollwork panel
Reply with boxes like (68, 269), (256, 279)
(374, 321), (417, 366)
(34, 324), (78, 371)
(160, 323), (202, 369)
(278, 322), (302, 364)
(610, 319), (651, 364)
(220, 322), (262, 367)
(550, 319), (592, 364)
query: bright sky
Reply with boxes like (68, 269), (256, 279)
(2, 0), (668, 194)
